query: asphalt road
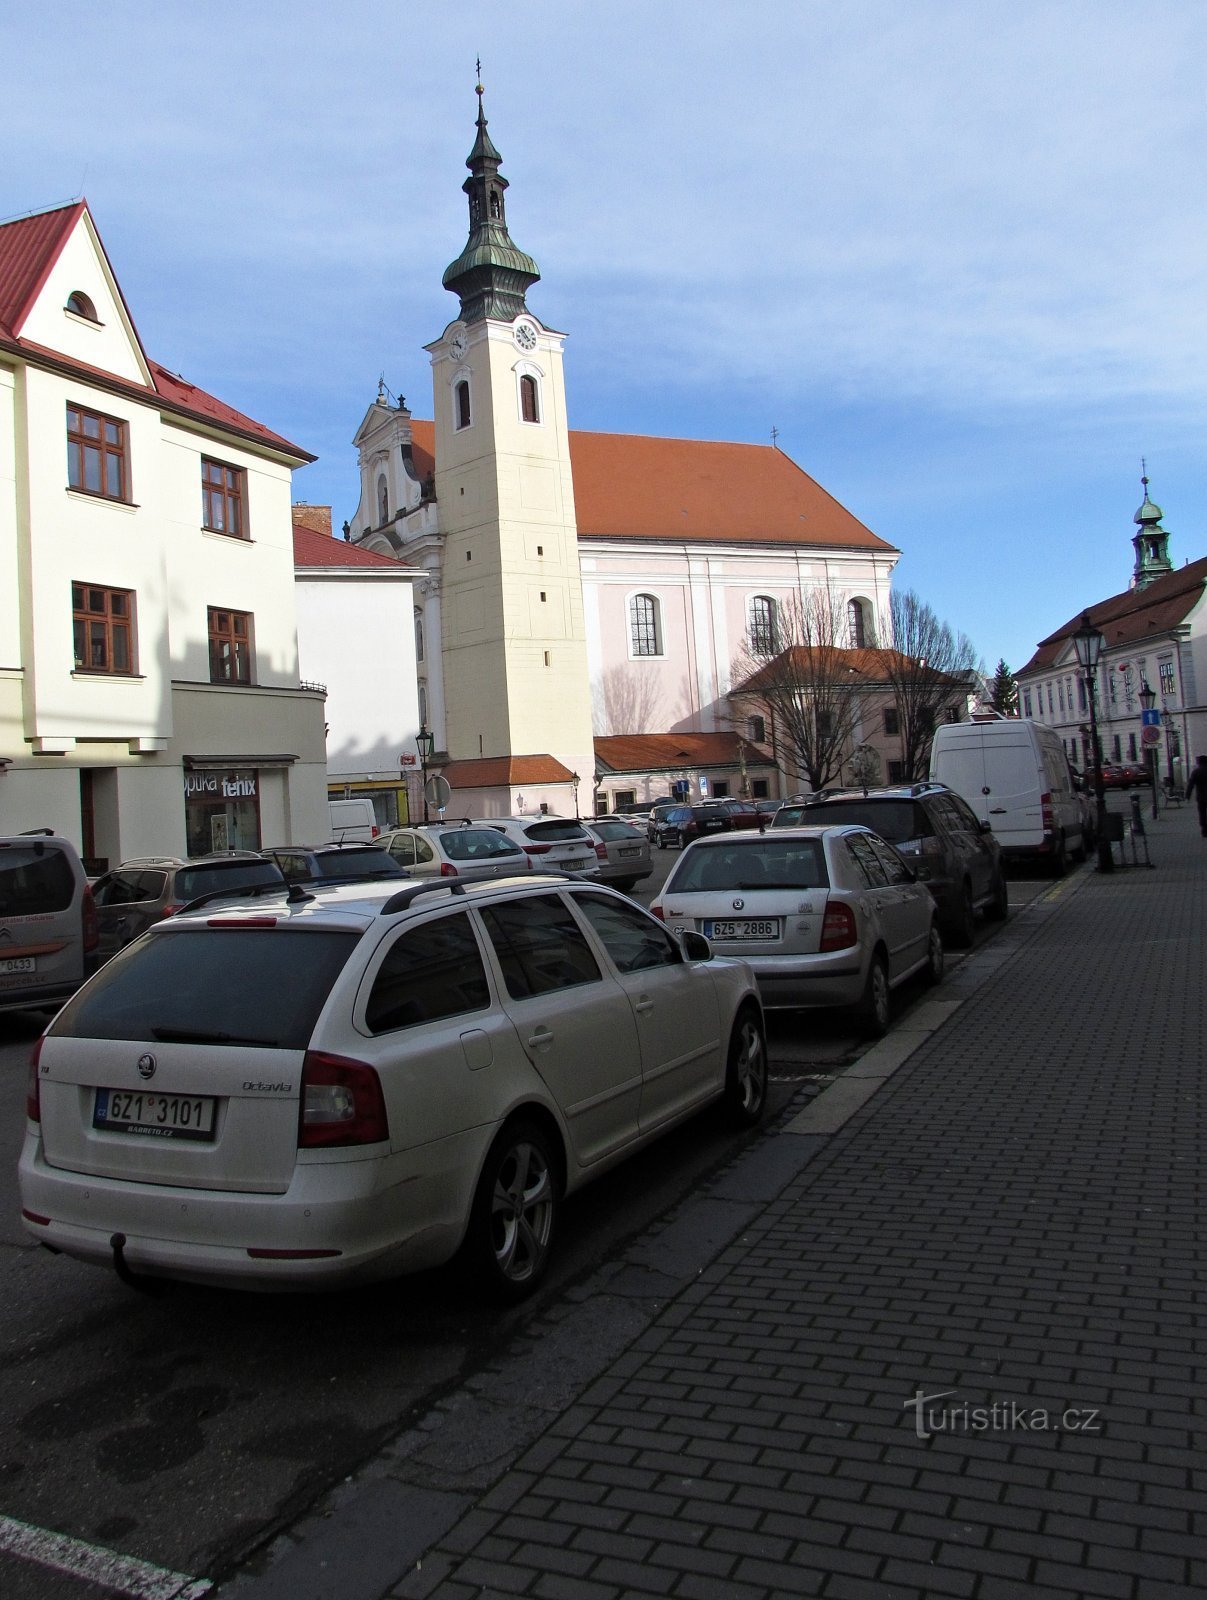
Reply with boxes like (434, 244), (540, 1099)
(0, 863), (1054, 1598)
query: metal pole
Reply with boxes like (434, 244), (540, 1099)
(1087, 676), (1113, 873)
(421, 753), (429, 822)
(1150, 746), (1159, 819)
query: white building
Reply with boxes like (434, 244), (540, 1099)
(0, 201), (327, 866)
(334, 89), (899, 817)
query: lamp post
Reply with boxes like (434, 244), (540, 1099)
(570, 771), (581, 819)
(1072, 612), (1112, 872)
(1139, 679), (1158, 819)
(415, 722), (435, 823)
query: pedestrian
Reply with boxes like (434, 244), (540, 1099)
(1187, 754), (1207, 837)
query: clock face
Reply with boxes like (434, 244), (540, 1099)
(450, 330), (467, 360)
(514, 320), (538, 352)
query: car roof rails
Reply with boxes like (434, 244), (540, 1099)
(380, 879), (468, 915)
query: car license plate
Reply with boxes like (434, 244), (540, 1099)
(0, 956), (36, 975)
(618, 847), (641, 858)
(703, 919), (780, 941)
(93, 1088), (217, 1142)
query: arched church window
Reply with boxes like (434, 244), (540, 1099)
(489, 189), (502, 219)
(520, 374), (539, 424)
(848, 597), (875, 649)
(417, 683), (428, 726)
(378, 476), (390, 525)
(470, 193), (481, 225)
(749, 596), (778, 657)
(455, 380), (471, 430)
(414, 608), (424, 663)
(630, 594), (662, 657)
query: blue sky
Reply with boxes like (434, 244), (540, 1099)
(5, 1), (1205, 674)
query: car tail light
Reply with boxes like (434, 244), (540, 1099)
(27, 1035), (43, 1123)
(819, 899), (857, 951)
(440, 862), (460, 877)
(594, 842), (608, 861)
(161, 903), (185, 918)
(81, 885), (99, 954)
(522, 843), (552, 855)
(299, 1051), (389, 1148)
(650, 903), (665, 921)
(1040, 791), (1054, 831)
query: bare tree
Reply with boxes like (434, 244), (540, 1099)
(884, 590), (979, 779)
(593, 665), (664, 735)
(730, 589), (866, 791)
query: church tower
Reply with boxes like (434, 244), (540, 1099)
(1131, 467), (1174, 591)
(425, 83), (596, 790)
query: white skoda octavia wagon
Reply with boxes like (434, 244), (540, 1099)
(20, 875), (765, 1299)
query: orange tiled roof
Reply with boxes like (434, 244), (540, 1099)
(406, 420), (891, 551)
(594, 732), (768, 774)
(442, 754), (574, 788)
(292, 523), (405, 569)
(1018, 556), (1207, 675)
(736, 646), (961, 694)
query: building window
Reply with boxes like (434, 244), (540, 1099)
(749, 596), (778, 657)
(1127, 733), (1137, 760)
(630, 593), (662, 657)
(207, 607), (253, 684)
(887, 760), (904, 783)
(1159, 660), (1176, 697)
(519, 373), (539, 423)
(67, 404), (127, 501)
(418, 682), (428, 725)
(1112, 735), (1122, 761)
(202, 458), (247, 538)
(884, 707), (900, 736)
(748, 715), (766, 744)
(752, 778), (769, 799)
(1022, 688), (1033, 717)
(945, 705), (960, 723)
(455, 380), (471, 430)
(1047, 684), (1054, 715)
(1058, 682), (1065, 714)
(72, 583), (134, 674)
(848, 597), (874, 648)
(66, 290), (98, 321)
(414, 609), (424, 663)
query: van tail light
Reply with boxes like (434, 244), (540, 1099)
(440, 862), (460, 877)
(299, 1052), (389, 1148)
(27, 1036), (43, 1123)
(522, 843), (552, 855)
(371, 824), (379, 839)
(594, 842), (608, 861)
(81, 884), (99, 954)
(819, 899), (858, 952)
(1040, 791), (1054, 832)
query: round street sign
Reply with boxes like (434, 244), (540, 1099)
(1141, 725), (1161, 747)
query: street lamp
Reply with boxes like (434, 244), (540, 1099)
(1071, 611), (1113, 872)
(1139, 679), (1158, 819)
(570, 771), (581, 819)
(415, 722), (435, 822)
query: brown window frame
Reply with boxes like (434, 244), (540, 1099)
(519, 373), (539, 423)
(202, 458), (248, 539)
(207, 606), (254, 685)
(72, 582), (136, 675)
(67, 403), (128, 502)
(455, 380), (471, 430)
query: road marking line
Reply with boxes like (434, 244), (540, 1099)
(0, 1514), (211, 1598)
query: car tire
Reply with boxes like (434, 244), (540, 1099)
(946, 883), (976, 949)
(857, 952), (891, 1038)
(465, 1119), (559, 1303)
(923, 922), (945, 986)
(721, 1006), (767, 1127)
(984, 870), (1009, 921)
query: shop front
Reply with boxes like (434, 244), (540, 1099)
(184, 769), (262, 856)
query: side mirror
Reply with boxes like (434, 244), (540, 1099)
(680, 929), (713, 962)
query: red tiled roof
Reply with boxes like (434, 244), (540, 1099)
(292, 523), (406, 569)
(594, 732), (768, 774)
(0, 201), (312, 462)
(406, 419), (890, 551)
(736, 646), (961, 694)
(1018, 557), (1207, 675)
(442, 755), (574, 787)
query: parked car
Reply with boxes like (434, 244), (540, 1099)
(380, 822), (532, 881)
(475, 817), (600, 876)
(581, 817), (653, 892)
(646, 801), (682, 843)
(0, 831), (98, 1013)
(21, 875), (766, 1297)
(929, 717), (1085, 875)
(653, 804), (734, 849)
(768, 795), (818, 827)
(1098, 762), (1146, 790)
(703, 799), (764, 831)
(260, 844), (408, 883)
(613, 796), (674, 821)
(92, 853), (287, 958)
(795, 783), (1007, 946)
(650, 825), (943, 1035)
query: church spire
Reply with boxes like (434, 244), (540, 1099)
(442, 79), (540, 324)
(1131, 462), (1174, 590)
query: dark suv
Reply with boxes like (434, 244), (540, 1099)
(653, 804), (734, 850)
(92, 853), (288, 957)
(791, 783), (1007, 946)
(259, 844), (409, 884)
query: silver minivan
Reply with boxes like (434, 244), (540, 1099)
(0, 832), (98, 1012)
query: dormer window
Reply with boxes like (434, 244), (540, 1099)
(65, 291), (99, 322)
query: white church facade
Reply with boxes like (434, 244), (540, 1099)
(333, 88), (900, 818)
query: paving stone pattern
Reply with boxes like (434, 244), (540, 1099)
(393, 814), (1206, 1600)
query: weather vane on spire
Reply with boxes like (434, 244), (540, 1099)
(1141, 455), (1148, 491)
(475, 57), (483, 92)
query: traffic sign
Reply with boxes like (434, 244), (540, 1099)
(1141, 708), (1160, 727)
(425, 775), (451, 810)
(1141, 725), (1161, 747)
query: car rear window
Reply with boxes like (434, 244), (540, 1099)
(175, 861), (285, 902)
(52, 927), (360, 1048)
(0, 843), (76, 916)
(672, 839), (828, 891)
(803, 799), (932, 842)
(314, 851), (406, 879)
(440, 829), (522, 862)
(520, 820), (590, 843)
(591, 821), (643, 842)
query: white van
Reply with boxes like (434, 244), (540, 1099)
(929, 717), (1085, 874)
(327, 797), (380, 842)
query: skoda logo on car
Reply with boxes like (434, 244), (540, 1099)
(732, 898), (745, 910)
(136, 1053), (156, 1081)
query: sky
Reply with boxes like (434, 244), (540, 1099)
(5, 0), (1205, 675)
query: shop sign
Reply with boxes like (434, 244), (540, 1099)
(184, 771), (258, 800)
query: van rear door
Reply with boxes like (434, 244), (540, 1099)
(981, 735), (1044, 850)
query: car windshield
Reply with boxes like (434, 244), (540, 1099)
(314, 851), (406, 879)
(671, 839), (829, 891)
(803, 799), (932, 842)
(51, 927), (360, 1049)
(175, 861), (285, 901)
